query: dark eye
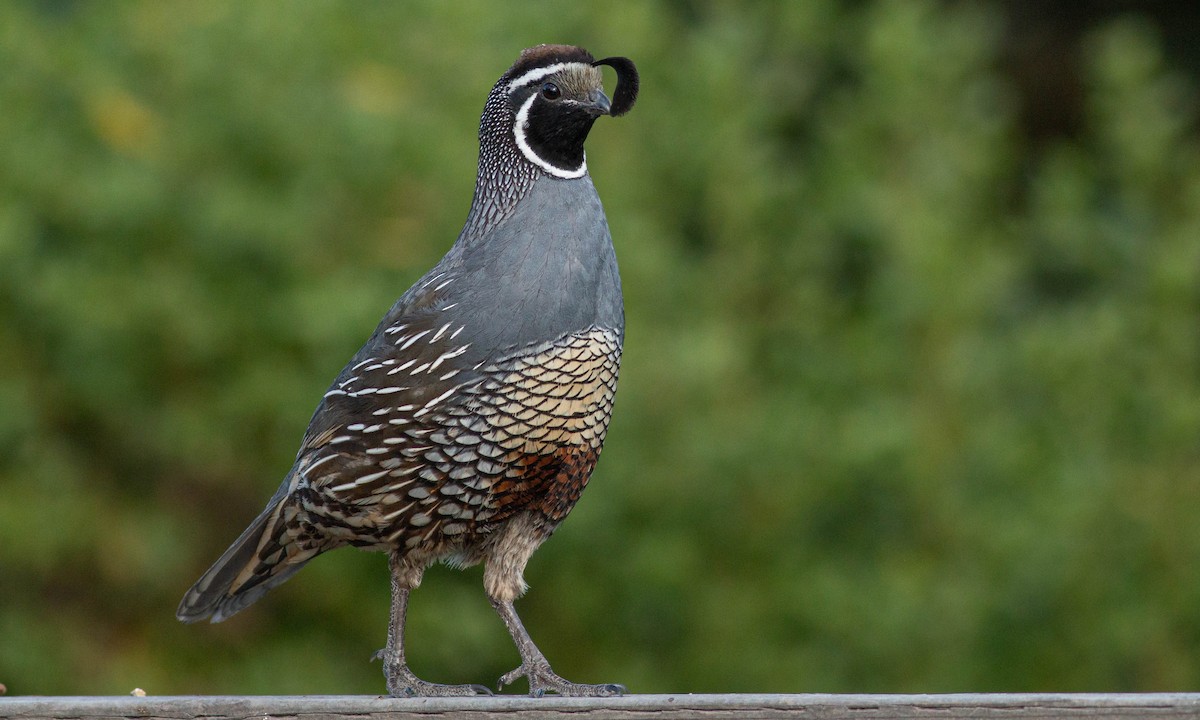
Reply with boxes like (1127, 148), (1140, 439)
(541, 82), (561, 100)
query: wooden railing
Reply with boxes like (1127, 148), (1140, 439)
(3, 693), (1200, 719)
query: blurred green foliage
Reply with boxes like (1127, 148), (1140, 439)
(3, 0), (1200, 696)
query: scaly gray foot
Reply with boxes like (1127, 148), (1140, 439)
(377, 651), (492, 697)
(498, 662), (625, 697)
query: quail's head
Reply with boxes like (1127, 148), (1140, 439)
(493, 44), (639, 178)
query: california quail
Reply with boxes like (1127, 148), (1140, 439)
(176, 44), (638, 698)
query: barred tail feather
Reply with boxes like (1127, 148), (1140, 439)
(176, 487), (311, 624)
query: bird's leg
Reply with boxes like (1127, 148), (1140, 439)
(491, 598), (625, 697)
(379, 554), (491, 697)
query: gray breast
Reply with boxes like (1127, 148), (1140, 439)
(440, 174), (624, 353)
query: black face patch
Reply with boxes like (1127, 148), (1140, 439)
(520, 93), (599, 172)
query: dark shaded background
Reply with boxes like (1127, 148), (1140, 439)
(3, 0), (1200, 695)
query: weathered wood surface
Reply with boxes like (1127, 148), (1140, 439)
(3, 694), (1200, 720)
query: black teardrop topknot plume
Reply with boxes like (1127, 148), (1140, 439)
(592, 57), (639, 117)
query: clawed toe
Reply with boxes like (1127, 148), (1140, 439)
(498, 662), (625, 697)
(464, 684), (495, 696)
(382, 655), (492, 697)
(388, 677), (493, 698)
(596, 683), (627, 696)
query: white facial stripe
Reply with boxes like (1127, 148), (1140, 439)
(512, 93), (587, 179)
(505, 62), (593, 93)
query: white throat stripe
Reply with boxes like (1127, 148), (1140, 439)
(512, 93), (587, 179)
